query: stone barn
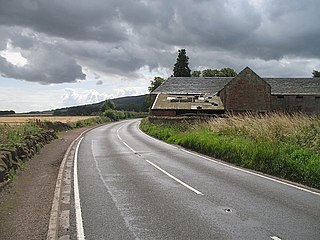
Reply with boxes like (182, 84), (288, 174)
(150, 67), (320, 116)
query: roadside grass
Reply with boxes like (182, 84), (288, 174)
(0, 122), (44, 147)
(140, 113), (320, 189)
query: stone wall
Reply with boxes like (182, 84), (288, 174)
(271, 95), (320, 114)
(0, 130), (57, 183)
(220, 67), (271, 113)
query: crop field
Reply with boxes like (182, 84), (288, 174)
(0, 115), (96, 125)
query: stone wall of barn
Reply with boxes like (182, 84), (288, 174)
(219, 67), (271, 113)
(151, 109), (177, 116)
(271, 95), (320, 114)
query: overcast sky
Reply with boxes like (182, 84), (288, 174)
(0, 0), (319, 112)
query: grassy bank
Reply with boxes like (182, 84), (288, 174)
(140, 113), (320, 189)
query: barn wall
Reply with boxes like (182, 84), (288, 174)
(271, 95), (320, 114)
(151, 110), (176, 116)
(221, 68), (271, 113)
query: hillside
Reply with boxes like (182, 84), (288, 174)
(53, 94), (149, 116)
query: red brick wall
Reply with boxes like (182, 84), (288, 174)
(221, 68), (271, 112)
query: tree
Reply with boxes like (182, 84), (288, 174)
(173, 49), (191, 77)
(201, 68), (237, 77)
(313, 70), (320, 77)
(101, 99), (115, 112)
(191, 70), (201, 77)
(148, 76), (165, 93)
(202, 69), (219, 77)
(219, 67), (237, 77)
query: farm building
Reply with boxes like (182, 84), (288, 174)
(150, 67), (320, 116)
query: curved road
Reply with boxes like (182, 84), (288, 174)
(73, 119), (320, 239)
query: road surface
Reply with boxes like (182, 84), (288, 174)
(72, 119), (320, 239)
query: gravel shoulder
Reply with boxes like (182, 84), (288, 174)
(0, 127), (89, 240)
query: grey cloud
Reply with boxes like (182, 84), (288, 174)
(0, 0), (320, 84)
(96, 80), (103, 85)
(0, 46), (86, 84)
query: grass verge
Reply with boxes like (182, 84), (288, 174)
(140, 113), (320, 189)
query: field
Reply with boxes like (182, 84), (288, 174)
(141, 113), (320, 189)
(0, 115), (96, 125)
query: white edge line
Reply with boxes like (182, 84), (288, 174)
(46, 130), (87, 240)
(145, 160), (204, 195)
(179, 148), (320, 197)
(74, 137), (85, 240)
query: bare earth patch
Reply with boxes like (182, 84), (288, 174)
(0, 127), (89, 240)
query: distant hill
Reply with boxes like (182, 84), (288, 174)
(53, 94), (149, 116)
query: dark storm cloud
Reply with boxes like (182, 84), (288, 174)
(0, 0), (319, 84)
(0, 44), (86, 84)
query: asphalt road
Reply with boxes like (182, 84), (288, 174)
(74, 119), (320, 240)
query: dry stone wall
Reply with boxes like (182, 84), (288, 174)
(0, 130), (57, 183)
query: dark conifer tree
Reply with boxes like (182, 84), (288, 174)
(173, 49), (191, 77)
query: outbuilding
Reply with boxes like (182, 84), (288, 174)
(150, 67), (320, 116)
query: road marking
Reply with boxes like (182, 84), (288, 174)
(74, 137), (85, 240)
(116, 126), (123, 141)
(145, 160), (204, 195)
(179, 149), (320, 197)
(123, 141), (136, 153)
(118, 131), (203, 195)
(117, 125), (136, 153)
(271, 236), (282, 240)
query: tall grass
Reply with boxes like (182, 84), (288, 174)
(0, 122), (44, 147)
(140, 113), (320, 189)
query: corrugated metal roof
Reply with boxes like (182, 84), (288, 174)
(153, 77), (320, 95)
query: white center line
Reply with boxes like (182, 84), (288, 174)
(270, 236), (282, 240)
(123, 141), (136, 153)
(145, 160), (204, 195)
(116, 126), (123, 141)
(74, 137), (85, 240)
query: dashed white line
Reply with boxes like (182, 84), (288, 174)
(116, 126), (123, 141)
(74, 137), (85, 240)
(270, 236), (282, 240)
(145, 160), (204, 195)
(123, 141), (136, 153)
(118, 127), (204, 196)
